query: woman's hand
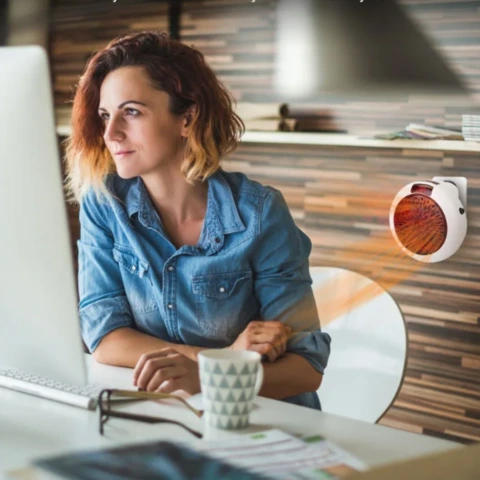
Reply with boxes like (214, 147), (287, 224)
(230, 321), (292, 362)
(132, 347), (200, 395)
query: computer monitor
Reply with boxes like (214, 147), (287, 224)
(0, 45), (87, 385)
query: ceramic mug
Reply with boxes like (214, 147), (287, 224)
(198, 349), (264, 429)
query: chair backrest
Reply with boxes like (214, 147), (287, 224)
(311, 266), (407, 423)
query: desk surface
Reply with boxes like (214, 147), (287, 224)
(0, 357), (460, 476)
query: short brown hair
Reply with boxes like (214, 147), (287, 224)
(64, 31), (244, 202)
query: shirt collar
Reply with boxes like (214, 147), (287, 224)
(122, 177), (160, 229)
(121, 171), (246, 252)
(207, 170), (245, 234)
(124, 176), (142, 218)
(200, 170), (246, 254)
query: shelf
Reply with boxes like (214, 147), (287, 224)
(55, 126), (480, 153)
(240, 131), (480, 153)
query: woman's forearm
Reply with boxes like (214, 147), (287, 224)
(92, 327), (205, 367)
(259, 353), (323, 400)
(93, 329), (320, 400)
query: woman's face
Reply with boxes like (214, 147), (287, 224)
(99, 66), (187, 179)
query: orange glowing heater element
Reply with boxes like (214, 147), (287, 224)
(393, 184), (448, 256)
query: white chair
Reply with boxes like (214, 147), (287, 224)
(311, 266), (407, 423)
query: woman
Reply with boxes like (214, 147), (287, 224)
(66, 31), (331, 409)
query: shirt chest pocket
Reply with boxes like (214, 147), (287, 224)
(192, 270), (254, 339)
(112, 247), (158, 314)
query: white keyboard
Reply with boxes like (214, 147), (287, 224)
(0, 368), (102, 410)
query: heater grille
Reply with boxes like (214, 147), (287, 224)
(393, 194), (447, 255)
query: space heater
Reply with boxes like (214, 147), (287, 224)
(389, 177), (467, 263)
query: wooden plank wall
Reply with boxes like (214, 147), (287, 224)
(50, 0), (169, 125)
(50, 0), (480, 442)
(180, 0), (480, 131)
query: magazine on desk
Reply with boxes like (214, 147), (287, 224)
(8, 429), (367, 480)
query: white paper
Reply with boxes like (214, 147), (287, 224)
(197, 429), (368, 479)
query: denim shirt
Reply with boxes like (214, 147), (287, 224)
(78, 170), (331, 409)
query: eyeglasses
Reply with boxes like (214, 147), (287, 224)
(98, 389), (204, 439)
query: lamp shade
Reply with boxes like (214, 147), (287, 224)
(274, 0), (469, 99)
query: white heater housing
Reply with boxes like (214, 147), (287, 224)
(389, 177), (467, 263)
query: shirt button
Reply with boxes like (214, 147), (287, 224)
(167, 303), (173, 309)
(219, 287), (225, 293)
(168, 266), (174, 272)
(214, 237), (221, 243)
(131, 265), (136, 271)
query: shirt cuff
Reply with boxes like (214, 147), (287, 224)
(79, 296), (134, 352)
(287, 329), (332, 374)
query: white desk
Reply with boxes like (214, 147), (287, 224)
(0, 357), (460, 476)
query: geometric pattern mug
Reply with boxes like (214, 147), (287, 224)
(198, 350), (264, 429)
